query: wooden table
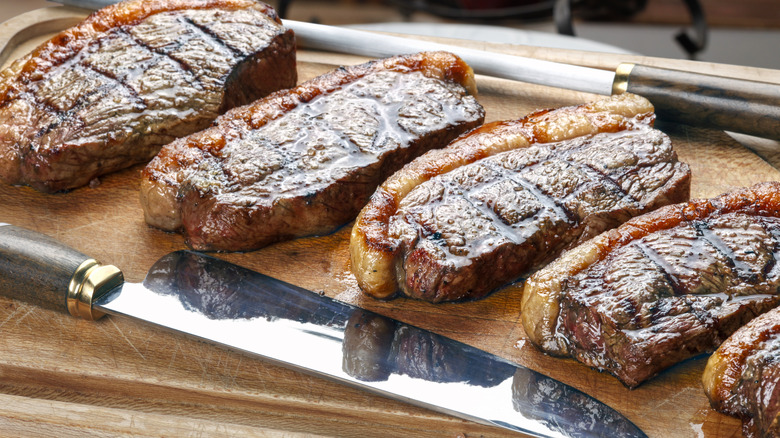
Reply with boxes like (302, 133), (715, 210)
(1, 6), (779, 437)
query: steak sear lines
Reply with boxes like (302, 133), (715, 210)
(181, 16), (245, 59)
(141, 51), (484, 251)
(350, 94), (690, 303)
(522, 182), (780, 388)
(0, 0), (296, 192)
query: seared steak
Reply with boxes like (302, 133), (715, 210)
(141, 51), (484, 251)
(703, 306), (780, 438)
(350, 93), (690, 302)
(522, 182), (780, 388)
(0, 0), (296, 192)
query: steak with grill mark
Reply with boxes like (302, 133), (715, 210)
(522, 182), (780, 388)
(0, 0), (296, 192)
(703, 306), (780, 438)
(141, 51), (484, 251)
(350, 93), (690, 302)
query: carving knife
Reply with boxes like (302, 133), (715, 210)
(47, 0), (780, 140)
(0, 224), (645, 437)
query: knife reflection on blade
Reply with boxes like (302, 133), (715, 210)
(0, 224), (645, 437)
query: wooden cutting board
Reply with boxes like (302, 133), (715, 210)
(2, 6), (780, 437)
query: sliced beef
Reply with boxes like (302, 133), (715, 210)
(350, 93), (690, 302)
(141, 51), (484, 251)
(0, 0), (296, 192)
(703, 307), (780, 438)
(522, 182), (780, 388)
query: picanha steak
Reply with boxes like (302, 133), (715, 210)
(350, 93), (690, 302)
(703, 306), (780, 438)
(141, 51), (484, 251)
(0, 0), (296, 192)
(522, 182), (780, 388)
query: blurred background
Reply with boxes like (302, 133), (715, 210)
(2, 0), (779, 69)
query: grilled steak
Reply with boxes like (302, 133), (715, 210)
(522, 182), (780, 388)
(141, 51), (484, 251)
(703, 306), (780, 438)
(0, 0), (296, 192)
(350, 93), (690, 302)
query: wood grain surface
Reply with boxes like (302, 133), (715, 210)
(2, 6), (780, 437)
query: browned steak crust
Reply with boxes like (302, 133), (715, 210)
(704, 307), (780, 438)
(523, 182), (780, 388)
(0, 0), (295, 192)
(350, 93), (690, 302)
(141, 51), (484, 251)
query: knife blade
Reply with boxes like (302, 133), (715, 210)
(0, 223), (645, 437)
(46, 0), (780, 140)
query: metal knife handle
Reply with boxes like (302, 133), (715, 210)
(0, 224), (122, 320)
(613, 63), (780, 139)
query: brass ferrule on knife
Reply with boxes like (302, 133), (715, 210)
(611, 62), (635, 95)
(67, 259), (123, 320)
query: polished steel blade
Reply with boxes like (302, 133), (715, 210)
(286, 20), (615, 95)
(95, 251), (644, 438)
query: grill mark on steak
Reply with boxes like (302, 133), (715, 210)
(17, 58), (103, 131)
(351, 93), (691, 302)
(181, 16), (244, 59)
(552, 156), (637, 223)
(633, 240), (688, 298)
(522, 183), (780, 388)
(509, 160), (580, 228)
(79, 61), (144, 107)
(23, 94), (71, 143)
(121, 27), (198, 78)
(694, 221), (755, 282)
(127, 12), (237, 88)
(0, 0), (295, 192)
(28, 52), (150, 146)
(574, 160), (636, 202)
(30, 62), (143, 146)
(406, 158), (578, 255)
(389, 128), (678, 301)
(141, 52), (483, 251)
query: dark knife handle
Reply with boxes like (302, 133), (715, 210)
(613, 63), (780, 140)
(0, 224), (122, 320)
